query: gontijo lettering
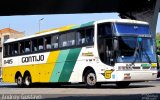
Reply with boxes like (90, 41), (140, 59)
(22, 55), (44, 63)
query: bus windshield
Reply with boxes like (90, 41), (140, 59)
(117, 37), (156, 63)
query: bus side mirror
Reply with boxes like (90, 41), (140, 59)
(110, 51), (115, 66)
(113, 39), (118, 51)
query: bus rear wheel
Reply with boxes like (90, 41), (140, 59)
(16, 75), (23, 87)
(84, 70), (97, 87)
(23, 74), (32, 87)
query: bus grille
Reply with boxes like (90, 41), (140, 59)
(142, 67), (150, 69)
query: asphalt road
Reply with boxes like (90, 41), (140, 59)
(0, 80), (160, 100)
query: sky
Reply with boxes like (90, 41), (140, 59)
(0, 13), (159, 36)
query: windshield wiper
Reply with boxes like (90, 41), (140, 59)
(132, 40), (139, 64)
(132, 46), (139, 64)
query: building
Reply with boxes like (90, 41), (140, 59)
(0, 28), (24, 78)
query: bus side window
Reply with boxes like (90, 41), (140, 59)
(44, 36), (51, 50)
(24, 41), (31, 53)
(51, 35), (59, 49)
(13, 43), (18, 54)
(19, 42), (25, 54)
(86, 28), (94, 44)
(76, 30), (85, 45)
(32, 39), (38, 52)
(38, 38), (44, 51)
(59, 34), (67, 47)
(67, 31), (75, 46)
(8, 44), (13, 55)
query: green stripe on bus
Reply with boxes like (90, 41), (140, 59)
(80, 21), (94, 28)
(50, 49), (70, 82)
(58, 48), (81, 82)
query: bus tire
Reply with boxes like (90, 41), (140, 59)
(84, 70), (97, 88)
(16, 75), (23, 88)
(116, 82), (130, 88)
(23, 74), (32, 87)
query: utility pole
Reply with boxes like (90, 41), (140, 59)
(39, 18), (44, 33)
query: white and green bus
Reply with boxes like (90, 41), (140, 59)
(2, 19), (157, 87)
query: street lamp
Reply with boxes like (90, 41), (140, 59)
(39, 18), (44, 32)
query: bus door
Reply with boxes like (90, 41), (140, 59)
(98, 23), (115, 66)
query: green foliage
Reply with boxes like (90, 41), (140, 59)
(156, 33), (160, 39)
(156, 33), (160, 47)
(156, 33), (160, 64)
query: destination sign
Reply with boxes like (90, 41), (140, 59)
(115, 23), (150, 35)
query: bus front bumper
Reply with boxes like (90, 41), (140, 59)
(116, 70), (157, 82)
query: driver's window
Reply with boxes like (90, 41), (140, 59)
(98, 23), (112, 37)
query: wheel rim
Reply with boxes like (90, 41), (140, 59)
(25, 76), (31, 86)
(17, 76), (22, 85)
(87, 73), (96, 86)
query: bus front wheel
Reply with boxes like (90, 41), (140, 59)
(84, 70), (97, 87)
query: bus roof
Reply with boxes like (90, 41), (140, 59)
(95, 19), (148, 25)
(4, 19), (148, 44)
